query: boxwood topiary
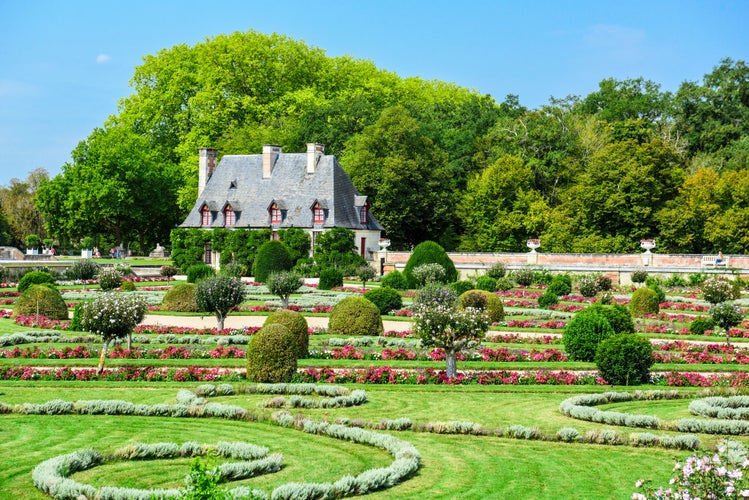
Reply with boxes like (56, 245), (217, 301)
(689, 316), (714, 336)
(562, 309), (615, 362)
(449, 280), (474, 296)
(328, 296), (383, 336)
(381, 270), (408, 290)
(246, 323), (298, 383)
(537, 289), (559, 309)
(403, 241), (457, 289)
(587, 303), (635, 334)
(547, 274), (572, 297)
(263, 309), (309, 358)
(458, 289), (504, 323)
(475, 275), (498, 292)
(630, 287), (660, 317)
(186, 263), (215, 284)
(595, 334), (654, 385)
(161, 283), (199, 312)
(318, 267), (343, 290)
(13, 284), (68, 320)
(252, 240), (292, 283)
(18, 271), (56, 294)
(363, 287), (403, 315)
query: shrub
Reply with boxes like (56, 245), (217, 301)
(512, 268), (535, 287)
(711, 302), (744, 333)
(161, 283), (199, 312)
(265, 271), (303, 308)
(665, 274), (688, 287)
(355, 265), (377, 288)
(701, 277), (733, 305)
(577, 274), (598, 298)
(195, 276), (246, 330)
(381, 270), (408, 290)
(537, 290), (559, 309)
(263, 309), (309, 358)
(631, 269), (648, 284)
(475, 275), (498, 292)
(450, 280), (474, 296)
(496, 276), (515, 291)
(588, 303), (635, 334)
(562, 309), (615, 362)
(403, 241), (457, 288)
(458, 290), (504, 323)
(18, 271), (56, 294)
(648, 283), (666, 304)
(547, 274), (572, 296)
(159, 265), (179, 280)
(689, 316), (715, 336)
(186, 263), (216, 284)
(595, 334), (653, 385)
(292, 257), (319, 278)
(96, 267), (123, 291)
(318, 267), (343, 290)
(252, 240), (292, 283)
(415, 283), (458, 308)
(119, 281), (136, 292)
(629, 287), (660, 317)
(533, 269), (554, 285)
(363, 287), (403, 315)
(486, 262), (507, 279)
(411, 263), (447, 287)
(328, 296), (383, 336)
(595, 274), (613, 291)
(246, 324), (297, 383)
(219, 263), (243, 278)
(65, 260), (99, 281)
(689, 272), (707, 286)
(13, 285), (68, 320)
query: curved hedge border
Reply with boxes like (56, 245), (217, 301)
(689, 396), (749, 420)
(183, 383), (369, 409)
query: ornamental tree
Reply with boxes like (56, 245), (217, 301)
(265, 271), (304, 308)
(701, 277), (734, 305)
(412, 284), (489, 378)
(80, 292), (147, 374)
(355, 265), (377, 289)
(711, 301), (745, 346)
(195, 276), (246, 330)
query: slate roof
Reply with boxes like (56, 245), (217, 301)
(180, 152), (385, 231)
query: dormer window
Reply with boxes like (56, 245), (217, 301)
(201, 206), (212, 226)
(360, 203), (369, 225)
(224, 205), (235, 227)
(270, 203), (282, 225)
(313, 202), (325, 225)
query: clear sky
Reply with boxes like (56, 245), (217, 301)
(1, 0), (747, 187)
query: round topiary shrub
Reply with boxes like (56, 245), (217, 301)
(512, 268), (534, 287)
(65, 260), (100, 281)
(496, 276), (515, 291)
(161, 283), (199, 312)
(328, 296), (383, 336)
(186, 263), (215, 284)
(159, 265), (179, 280)
(475, 275), (498, 292)
(363, 287), (403, 315)
(263, 309), (309, 358)
(18, 271), (56, 294)
(97, 268), (123, 291)
(537, 289), (559, 309)
(252, 240), (292, 283)
(450, 280), (474, 296)
(595, 334), (654, 385)
(318, 267), (343, 290)
(562, 309), (615, 362)
(701, 277), (734, 305)
(381, 270), (408, 290)
(689, 316), (715, 336)
(588, 303), (635, 334)
(630, 287), (660, 317)
(547, 274), (572, 297)
(458, 289), (504, 323)
(403, 241), (457, 288)
(246, 323), (298, 383)
(13, 284), (68, 320)
(119, 280), (136, 292)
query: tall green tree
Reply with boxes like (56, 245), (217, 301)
(0, 169), (48, 248)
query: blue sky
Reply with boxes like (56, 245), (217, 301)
(1, 0), (747, 187)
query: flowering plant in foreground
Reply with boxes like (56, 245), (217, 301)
(633, 439), (749, 499)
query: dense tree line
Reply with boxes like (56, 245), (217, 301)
(15, 30), (748, 254)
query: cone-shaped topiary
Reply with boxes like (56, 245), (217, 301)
(13, 284), (68, 320)
(562, 309), (615, 362)
(403, 241), (457, 289)
(328, 296), (383, 336)
(246, 323), (298, 383)
(630, 287), (660, 317)
(161, 283), (199, 312)
(263, 309), (309, 358)
(252, 240), (292, 283)
(595, 333), (653, 385)
(458, 289), (504, 323)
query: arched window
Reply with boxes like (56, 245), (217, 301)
(201, 206), (211, 226)
(224, 205), (235, 227)
(270, 203), (282, 225)
(313, 202), (324, 225)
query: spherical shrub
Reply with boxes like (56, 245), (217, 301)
(537, 289), (559, 309)
(403, 241), (457, 288)
(381, 270), (408, 290)
(363, 287), (403, 315)
(711, 301), (744, 332)
(496, 276), (515, 291)
(66, 260), (100, 281)
(629, 287), (660, 317)
(252, 240), (292, 283)
(263, 309), (309, 358)
(328, 296), (383, 336)
(512, 268), (534, 287)
(595, 334), (653, 385)
(246, 323), (298, 383)
(588, 303), (634, 334)
(18, 271), (56, 294)
(97, 267), (123, 291)
(120, 280), (136, 292)
(701, 277), (734, 305)
(595, 274), (613, 292)
(562, 309), (615, 362)
(533, 269), (554, 285)
(458, 289), (504, 323)
(318, 267), (343, 290)
(450, 280), (474, 296)
(486, 262), (507, 279)
(689, 316), (714, 336)
(631, 269), (648, 284)
(547, 274), (572, 296)
(161, 283), (199, 312)
(186, 263), (215, 284)
(13, 284), (68, 320)
(475, 275), (498, 292)
(411, 263), (447, 287)
(159, 265), (179, 279)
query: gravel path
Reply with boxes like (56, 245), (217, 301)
(141, 314), (414, 332)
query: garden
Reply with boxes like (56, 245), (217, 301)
(2, 252), (749, 499)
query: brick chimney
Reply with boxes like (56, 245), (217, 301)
(198, 148), (218, 196)
(262, 144), (282, 178)
(306, 143), (325, 174)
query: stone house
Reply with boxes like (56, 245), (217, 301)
(179, 144), (384, 266)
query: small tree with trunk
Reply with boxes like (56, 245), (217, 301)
(265, 271), (304, 308)
(412, 284), (488, 377)
(355, 265), (377, 289)
(711, 301), (744, 346)
(80, 292), (147, 374)
(195, 276), (246, 330)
